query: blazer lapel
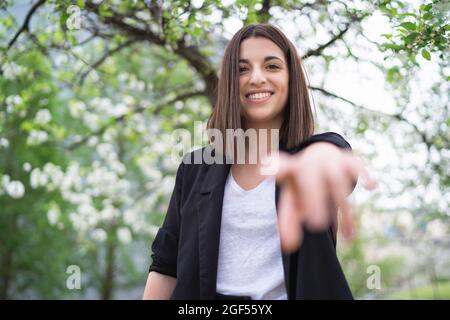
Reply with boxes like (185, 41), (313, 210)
(196, 143), (294, 299)
(197, 151), (231, 299)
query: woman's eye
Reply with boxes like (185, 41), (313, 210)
(239, 67), (248, 72)
(267, 64), (279, 70)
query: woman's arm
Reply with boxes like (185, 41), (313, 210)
(145, 161), (185, 299)
(268, 141), (377, 253)
(142, 271), (177, 300)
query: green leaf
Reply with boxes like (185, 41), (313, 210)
(399, 13), (417, 18)
(406, 32), (420, 43)
(400, 22), (416, 31)
(381, 33), (392, 39)
(423, 12), (433, 20)
(421, 48), (431, 60)
(420, 3), (433, 12)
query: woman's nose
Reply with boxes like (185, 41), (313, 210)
(249, 68), (267, 85)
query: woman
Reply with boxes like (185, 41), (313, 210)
(143, 23), (376, 300)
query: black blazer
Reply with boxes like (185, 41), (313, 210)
(149, 132), (354, 300)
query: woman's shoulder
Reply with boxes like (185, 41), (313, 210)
(179, 144), (219, 166)
(175, 145), (219, 178)
(288, 131), (352, 153)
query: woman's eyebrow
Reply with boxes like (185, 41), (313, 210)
(239, 56), (284, 64)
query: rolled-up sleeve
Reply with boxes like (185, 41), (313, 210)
(148, 161), (185, 278)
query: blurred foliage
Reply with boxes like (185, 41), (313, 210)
(0, 0), (448, 299)
(377, 0), (449, 64)
(388, 281), (450, 299)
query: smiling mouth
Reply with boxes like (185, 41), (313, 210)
(245, 92), (274, 103)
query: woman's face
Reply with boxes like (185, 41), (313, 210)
(239, 37), (289, 130)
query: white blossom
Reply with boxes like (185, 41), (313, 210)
(2, 62), (24, 80)
(47, 208), (60, 226)
(117, 227), (132, 244)
(91, 228), (107, 242)
(146, 225), (160, 237)
(91, 97), (112, 115)
(129, 79), (145, 92)
(69, 212), (88, 232)
(396, 211), (414, 232)
(112, 102), (129, 118)
(44, 163), (64, 187)
(69, 101), (86, 118)
(30, 168), (48, 188)
(426, 219), (447, 239)
(123, 96), (135, 106)
(118, 73), (128, 82)
(360, 211), (387, 235)
(153, 141), (166, 154)
(123, 208), (138, 226)
(61, 162), (82, 192)
(53, 54), (68, 66)
(0, 138), (9, 148)
(35, 109), (52, 125)
(2, 175), (10, 189)
(100, 204), (119, 221)
(135, 10), (151, 21)
(179, 114), (190, 123)
(103, 127), (118, 142)
(96, 143), (116, 161)
(175, 101), (184, 110)
(87, 136), (98, 147)
(5, 95), (23, 112)
(27, 130), (49, 145)
(6, 180), (25, 199)
(110, 161), (126, 175)
(83, 112), (100, 130)
(23, 162), (32, 172)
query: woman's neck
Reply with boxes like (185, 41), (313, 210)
(235, 129), (279, 165)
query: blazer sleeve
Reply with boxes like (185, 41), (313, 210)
(297, 131), (352, 151)
(148, 161), (185, 278)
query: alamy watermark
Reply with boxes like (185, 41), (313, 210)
(66, 265), (81, 290)
(171, 121), (281, 175)
(366, 265), (381, 290)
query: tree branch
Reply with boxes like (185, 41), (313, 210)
(65, 90), (205, 150)
(173, 40), (218, 106)
(7, 0), (46, 50)
(77, 40), (134, 85)
(302, 23), (351, 59)
(310, 85), (434, 148)
(309, 85), (386, 115)
(247, 0), (271, 24)
(84, 1), (218, 106)
(85, 1), (165, 44)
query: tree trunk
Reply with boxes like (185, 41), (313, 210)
(0, 248), (13, 299)
(101, 239), (116, 300)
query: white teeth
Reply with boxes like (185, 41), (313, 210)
(247, 92), (272, 100)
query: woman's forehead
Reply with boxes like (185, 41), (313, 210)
(239, 37), (285, 62)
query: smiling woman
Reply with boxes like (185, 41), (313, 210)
(143, 23), (376, 300)
(238, 37), (289, 132)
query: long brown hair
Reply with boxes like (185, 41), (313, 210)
(207, 23), (315, 151)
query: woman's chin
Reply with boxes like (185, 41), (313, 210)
(243, 115), (278, 127)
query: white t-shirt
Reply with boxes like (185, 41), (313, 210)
(216, 171), (288, 300)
